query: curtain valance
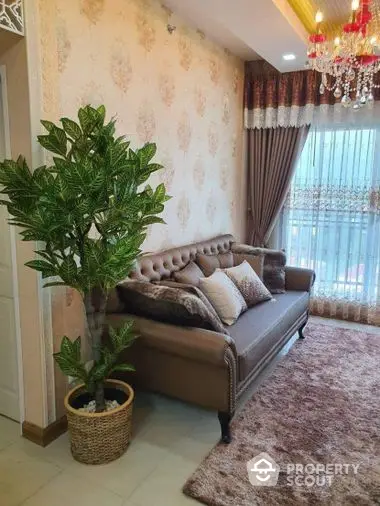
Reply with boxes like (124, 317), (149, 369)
(244, 60), (380, 129)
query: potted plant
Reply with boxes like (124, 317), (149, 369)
(0, 105), (170, 464)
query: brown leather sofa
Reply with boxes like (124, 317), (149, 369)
(105, 234), (315, 443)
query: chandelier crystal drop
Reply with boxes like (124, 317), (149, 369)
(307, 0), (380, 110)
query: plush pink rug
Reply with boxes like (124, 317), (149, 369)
(183, 323), (380, 505)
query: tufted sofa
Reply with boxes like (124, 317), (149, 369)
(105, 234), (315, 443)
(128, 234), (235, 282)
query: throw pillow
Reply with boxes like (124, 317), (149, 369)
(220, 260), (272, 307)
(173, 261), (204, 286)
(196, 251), (234, 277)
(232, 244), (286, 294)
(218, 251), (234, 269)
(233, 253), (264, 279)
(199, 271), (247, 326)
(263, 250), (286, 294)
(116, 281), (228, 334)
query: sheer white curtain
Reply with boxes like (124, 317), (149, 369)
(280, 105), (380, 325)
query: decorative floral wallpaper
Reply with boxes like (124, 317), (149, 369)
(37, 0), (245, 252)
(37, 0), (245, 415)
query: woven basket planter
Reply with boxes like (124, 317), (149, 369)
(64, 379), (134, 465)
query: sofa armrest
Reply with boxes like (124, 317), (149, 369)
(106, 313), (236, 368)
(285, 266), (315, 292)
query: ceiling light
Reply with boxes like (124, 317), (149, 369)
(283, 53), (296, 61)
(308, 0), (380, 110)
(315, 10), (323, 24)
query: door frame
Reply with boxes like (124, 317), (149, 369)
(0, 64), (24, 425)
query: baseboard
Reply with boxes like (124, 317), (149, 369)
(22, 415), (67, 447)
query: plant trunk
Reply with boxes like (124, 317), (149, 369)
(84, 288), (108, 412)
(95, 382), (105, 412)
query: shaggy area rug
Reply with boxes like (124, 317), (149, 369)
(183, 323), (380, 505)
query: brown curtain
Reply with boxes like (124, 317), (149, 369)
(247, 125), (309, 247)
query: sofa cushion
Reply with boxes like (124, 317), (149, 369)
(220, 261), (272, 307)
(199, 271), (247, 325)
(196, 252), (234, 277)
(264, 250), (286, 294)
(218, 252), (234, 269)
(173, 261), (204, 286)
(228, 291), (309, 381)
(232, 253), (264, 279)
(116, 281), (228, 334)
(232, 245), (286, 294)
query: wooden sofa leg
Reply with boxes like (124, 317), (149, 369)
(298, 313), (309, 339)
(298, 323), (306, 339)
(218, 411), (233, 444)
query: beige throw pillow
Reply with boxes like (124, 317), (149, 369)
(199, 271), (247, 326)
(220, 260), (272, 307)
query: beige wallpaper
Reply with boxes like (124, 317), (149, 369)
(38, 0), (245, 251)
(36, 0), (245, 416)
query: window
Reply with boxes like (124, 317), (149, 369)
(280, 125), (380, 320)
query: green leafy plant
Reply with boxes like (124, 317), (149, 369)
(0, 105), (170, 411)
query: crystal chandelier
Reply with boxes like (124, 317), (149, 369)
(307, 0), (380, 109)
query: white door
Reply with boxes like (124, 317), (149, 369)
(0, 68), (20, 421)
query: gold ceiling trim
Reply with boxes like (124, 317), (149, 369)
(287, 0), (341, 36)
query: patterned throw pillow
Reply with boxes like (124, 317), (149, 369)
(231, 244), (286, 294)
(116, 280), (228, 334)
(220, 260), (272, 307)
(199, 271), (247, 326)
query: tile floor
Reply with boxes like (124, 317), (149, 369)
(0, 317), (379, 506)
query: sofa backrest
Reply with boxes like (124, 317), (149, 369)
(129, 234), (235, 283)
